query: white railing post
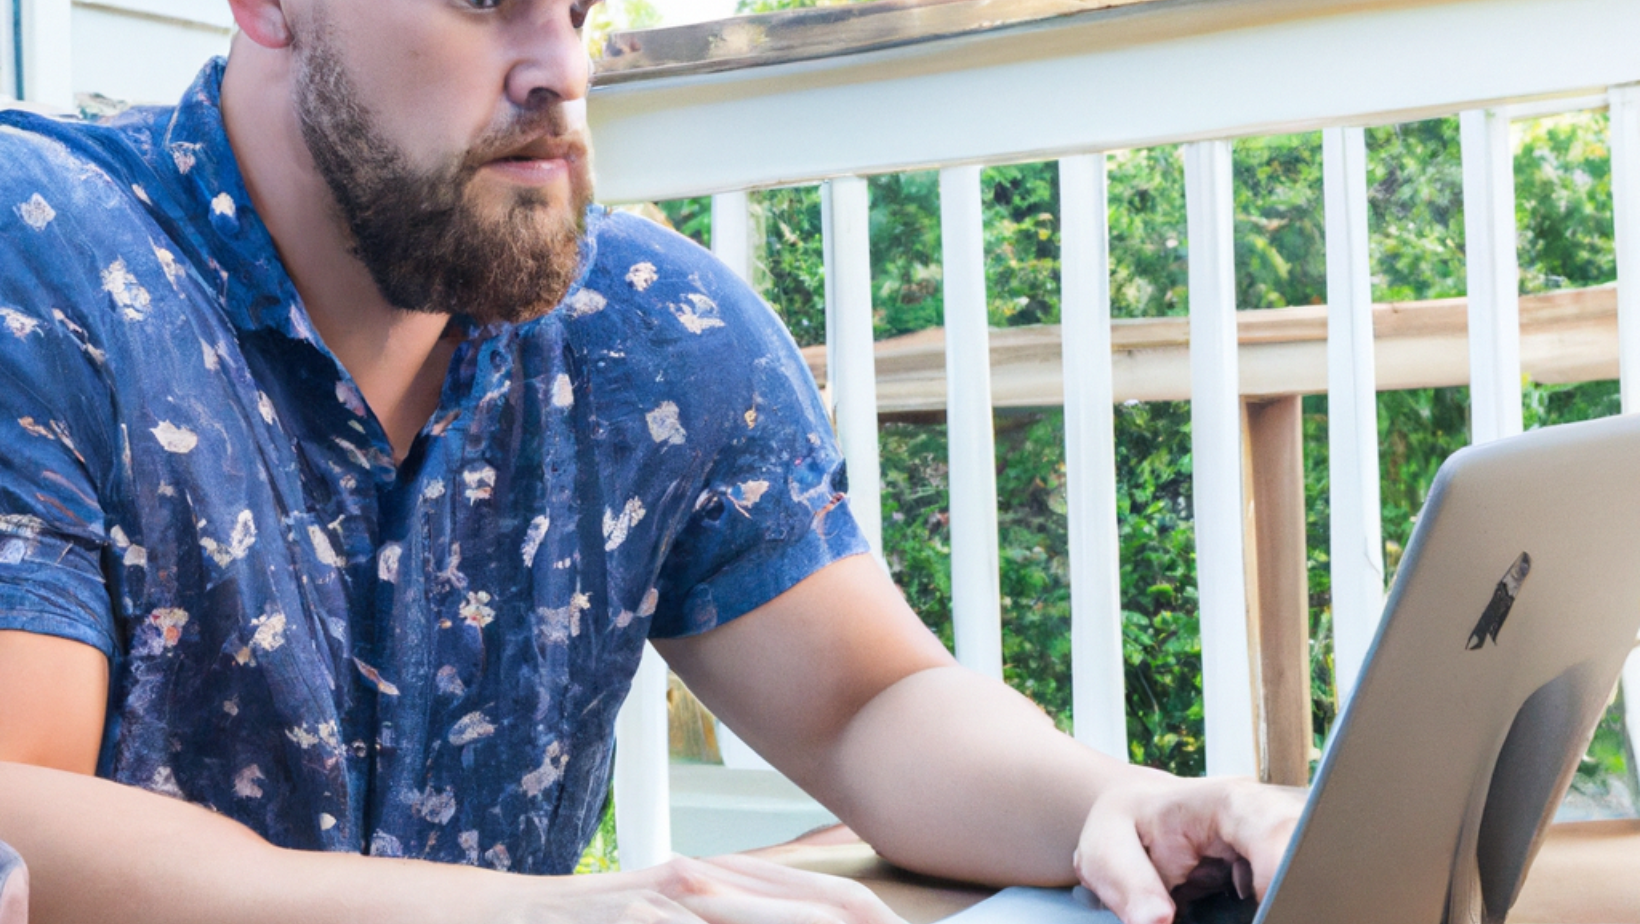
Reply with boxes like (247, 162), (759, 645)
(613, 641), (672, 870)
(1609, 82), (1640, 770)
(1322, 126), (1386, 707)
(20, 0), (70, 110)
(1059, 154), (1128, 760)
(1614, 85), (1640, 414)
(939, 165), (1004, 681)
(1460, 108), (1524, 445)
(710, 191), (753, 281)
(1183, 140), (1258, 779)
(2, 0), (17, 102)
(708, 189), (781, 773)
(822, 178), (886, 560)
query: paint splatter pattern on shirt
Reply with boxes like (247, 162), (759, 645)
(0, 60), (865, 874)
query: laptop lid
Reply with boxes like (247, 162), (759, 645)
(1257, 412), (1640, 924)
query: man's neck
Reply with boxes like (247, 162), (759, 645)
(219, 39), (452, 464)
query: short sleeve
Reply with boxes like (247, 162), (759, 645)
(0, 225), (118, 655)
(647, 276), (871, 640)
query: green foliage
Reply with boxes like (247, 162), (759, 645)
(654, 109), (1633, 793)
(1516, 113), (1615, 294)
(574, 788), (620, 874)
(1108, 147), (1189, 318)
(869, 172), (946, 337)
(1367, 119), (1468, 301)
(984, 165), (1063, 327)
(736, 0), (859, 12)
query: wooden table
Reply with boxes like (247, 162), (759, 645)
(757, 820), (1640, 923)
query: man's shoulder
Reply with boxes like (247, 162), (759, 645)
(0, 107), (172, 232)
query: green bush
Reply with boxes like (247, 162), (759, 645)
(655, 111), (1632, 793)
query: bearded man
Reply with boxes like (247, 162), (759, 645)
(0, 1), (1301, 922)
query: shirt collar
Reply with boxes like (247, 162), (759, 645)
(155, 58), (317, 343)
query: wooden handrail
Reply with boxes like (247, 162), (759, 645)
(592, 0), (1168, 84)
(802, 283), (1619, 416)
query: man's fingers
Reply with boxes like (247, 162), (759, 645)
(653, 853), (908, 924)
(1213, 782), (1305, 899)
(1075, 819), (1175, 924)
(678, 893), (888, 924)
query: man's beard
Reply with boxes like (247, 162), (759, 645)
(292, 29), (594, 325)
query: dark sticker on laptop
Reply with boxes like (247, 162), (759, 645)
(1467, 552), (1531, 650)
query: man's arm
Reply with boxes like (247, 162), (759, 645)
(655, 554), (1304, 924)
(0, 633), (108, 773)
(0, 632), (907, 924)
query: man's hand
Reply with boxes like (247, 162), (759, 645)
(1074, 770), (1306, 924)
(537, 854), (908, 924)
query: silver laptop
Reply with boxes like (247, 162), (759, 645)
(1259, 410), (1640, 924)
(945, 411), (1640, 924)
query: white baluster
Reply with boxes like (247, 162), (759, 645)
(1059, 154), (1127, 759)
(822, 178), (886, 560)
(1460, 108), (1524, 445)
(1609, 83), (1640, 772)
(20, 0), (70, 110)
(710, 189), (780, 772)
(1183, 140), (1257, 778)
(710, 191), (753, 281)
(1323, 126), (1386, 707)
(613, 641), (672, 870)
(939, 165), (1003, 681)
(2, 0), (16, 102)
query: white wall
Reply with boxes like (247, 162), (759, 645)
(1, 0), (14, 102)
(71, 0), (231, 104)
(1, 0), (16, 102)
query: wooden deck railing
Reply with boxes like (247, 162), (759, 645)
(591, 0), (1640, 869)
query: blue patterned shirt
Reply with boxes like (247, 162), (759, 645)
(0, 61), (866, 873)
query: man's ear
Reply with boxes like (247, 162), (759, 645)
(227, 0), (293, 49)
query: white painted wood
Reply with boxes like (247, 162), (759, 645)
(821, 182), (839, 418)
(1322, 126), (1385, 707)
(710, 190), (752, 281)
(70, 1), (229, 104)
(590, 0), (1640, 204)
(77, 0), (234, 30)
(1460, 108), (1524, 445)
(2, 0), (18, 102)
(1503, 93), (1611, 122)
(1610, 82), (1640, 767)
(1613, 85), (1640, 416)
(940, 164), (1003, 681)
(613, 641), (672, 870)
(22, 0), (71, 110)
(1058, 154), (1127, 759)
(1183, 140), (1257, 779)
(822, 177), (886, 560)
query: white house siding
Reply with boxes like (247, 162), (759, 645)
(72, 0), (231, 106)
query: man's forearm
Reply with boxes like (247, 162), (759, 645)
(0, 761), (530, 924)
(808, 665), (1147, 888)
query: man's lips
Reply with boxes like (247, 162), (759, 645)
(486, 134), (586, 165)
(478, 135), (586, 186)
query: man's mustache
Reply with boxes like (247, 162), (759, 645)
(465, 108), (592, 170)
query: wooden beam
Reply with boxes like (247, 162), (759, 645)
(1242, 397), (1312, 787)
(801, 284), (1620, 416)
(594, 0), (1166, 84)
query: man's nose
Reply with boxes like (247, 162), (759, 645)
(504, 4), (590, 110)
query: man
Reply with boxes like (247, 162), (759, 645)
(0, 0), (1302, 921)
